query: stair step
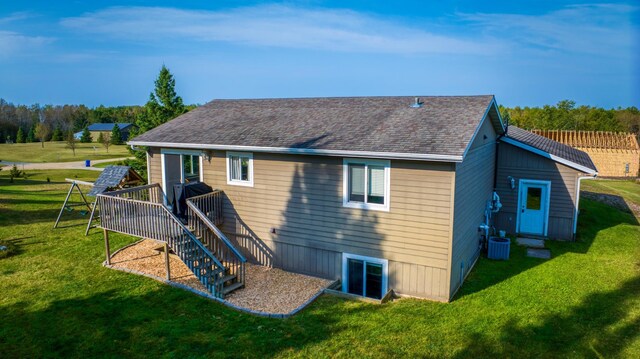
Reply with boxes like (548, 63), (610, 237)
(215, 274), (237, 285)
(222, 282), (244, 295)
(516, 237), (545, 248)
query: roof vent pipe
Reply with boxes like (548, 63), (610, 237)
(410, 97), (422, 108)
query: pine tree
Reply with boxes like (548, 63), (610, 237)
(129, 65), (187, 180)
(80, 127), (92, 143)
(51, 125), (63, 141)
(111, 124), (123, 145)
(16, 127), (25, 143)
(97, 132), (104, 144)
(26, 125), (35, 143)
(136, 65), (186, 133)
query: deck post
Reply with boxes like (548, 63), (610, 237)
(164, 242), (171, 280)
(104, 228), (111, 265)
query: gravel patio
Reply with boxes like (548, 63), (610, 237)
(108, 239), (333, 314)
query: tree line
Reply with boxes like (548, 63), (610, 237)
(0, 101), (145, 144)
(500, 100), (640, 135)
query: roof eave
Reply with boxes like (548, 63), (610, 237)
(500, 137), (598, 175)
(127, 140), (464, 162)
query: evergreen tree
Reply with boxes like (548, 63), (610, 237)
(110, 124), (123, 145)
(51, 125), (63, 141)
(16, 127), (25, 143)
(129, 65), (187, 180)
(26, 125), (35, 143)
(97, 132), (104, 144)
(80, 127), (92, 143)
(136, 65), (186, 133)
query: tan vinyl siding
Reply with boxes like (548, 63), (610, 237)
(200, 152), (455, 301)
(494, 143), (584, 240)
(147, 147), (162, 185)
(450, 115), (497, 297)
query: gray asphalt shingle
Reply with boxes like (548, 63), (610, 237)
(505, 126), (597, 172)
(130, 96), (497, 157)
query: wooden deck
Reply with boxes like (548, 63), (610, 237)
(97, 184), (246, 298)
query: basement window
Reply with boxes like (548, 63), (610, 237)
(343, 158), (390, 211)
(226, 152), (253, 187)
(342, 253), (388, 300)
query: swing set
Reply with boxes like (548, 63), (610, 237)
(53, 166), (143, 235)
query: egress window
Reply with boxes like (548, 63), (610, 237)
(226, 152), (253, 187)
(343, 159), (390, 211)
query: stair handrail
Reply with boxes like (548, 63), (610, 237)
(186, 200), (247, 263)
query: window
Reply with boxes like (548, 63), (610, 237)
(226, 152), (253, 187)
(343, 159), (390, 211)
(182, 154), (200, 182)
(342, 253), (388, 300)
(526, 187), (542, 210)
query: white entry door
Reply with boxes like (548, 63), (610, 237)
(518, 180), (550, 236)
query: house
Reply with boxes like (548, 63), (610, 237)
(74, 123), (135, 142)
(120, 96), (596, 302)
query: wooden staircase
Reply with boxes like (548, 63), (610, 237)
(97, 184), (246, 298)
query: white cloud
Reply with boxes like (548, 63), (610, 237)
(0, 30), (52, 57)
(458, 4), (638, 57)
(60, 5), (504, 55)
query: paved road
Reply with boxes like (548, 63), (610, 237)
(0, 157), (132, 172)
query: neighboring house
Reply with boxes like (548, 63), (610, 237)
(74, 123), (136, 142)
(126, 96), (597, 302)
(530, 130), (639, 177)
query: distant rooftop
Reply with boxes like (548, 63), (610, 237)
(88, 123), (134, 131)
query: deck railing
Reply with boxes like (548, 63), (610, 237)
(186, 191), (224, 226)
(107, 183), (165, 203)
(97, 187), (228, 297)
(186, 195), (246, 289)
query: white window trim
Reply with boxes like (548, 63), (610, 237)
(342, 158), (390, 212)
(341, 253), (389, 299)
(226, 151), (254, 187)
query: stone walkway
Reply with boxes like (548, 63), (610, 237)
(109, 239), (333, 314)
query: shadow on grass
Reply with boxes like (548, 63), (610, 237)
(454, 275), (640, 358)
(456, 198), (639, 300)
(0, 287), (345, 358)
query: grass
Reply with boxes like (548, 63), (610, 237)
(1, 170), (639, 358)
(0, 142), (130, 163)
(582, 178), (640, 207)
(92, 159), (127, 168)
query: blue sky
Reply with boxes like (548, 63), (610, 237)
(1, 1), (638, 108)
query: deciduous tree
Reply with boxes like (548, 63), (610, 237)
(65, 131), (78, 156)
(35, 122), (50, 148)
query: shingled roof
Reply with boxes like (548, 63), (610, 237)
(502, 126), (598, 174)
(130, 96), (502, 161)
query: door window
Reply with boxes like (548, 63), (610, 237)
(526, 187), (542, 210)
(182, 154), (200, 182)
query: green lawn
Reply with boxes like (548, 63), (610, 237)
(582, 179), (640, 207)
(1, 170), (639, 358)
(92, 159), (127, 168)
(0, 142), (130, 163)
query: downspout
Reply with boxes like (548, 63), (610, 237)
(493, 121), (508, 191)
(573, 174), (597, 239)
